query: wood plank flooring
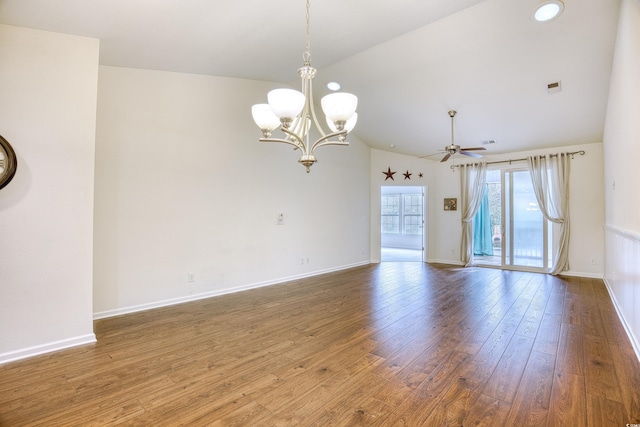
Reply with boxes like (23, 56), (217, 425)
(1, 263), (639, 426)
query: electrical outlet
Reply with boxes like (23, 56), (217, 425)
(276, 212), (284, 225)
(188, 272), (195, 282)
(591, 258), (596, 265)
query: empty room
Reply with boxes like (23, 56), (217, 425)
(1, 0), (639, 425)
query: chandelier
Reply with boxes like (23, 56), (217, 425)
(251, 0), (358, 173)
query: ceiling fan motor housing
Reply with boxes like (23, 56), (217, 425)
(422, 110), (486, 162)
(446, 144), (460, 154)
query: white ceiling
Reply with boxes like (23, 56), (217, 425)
(0, 0), (621, 160)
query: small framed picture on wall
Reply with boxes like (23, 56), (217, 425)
(444, 198), (457, 211)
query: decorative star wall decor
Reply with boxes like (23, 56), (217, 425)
(382, 168), (424, 181)
(383, 167), (396, 181)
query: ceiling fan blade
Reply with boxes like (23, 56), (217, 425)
(459, 147), (487, 151)
(440, 153), (452, 162)
(459, 151), (483, 158)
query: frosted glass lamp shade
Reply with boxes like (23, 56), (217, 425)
(267, 89), (305, 119)
(321, 92), (358, 122)
(252, 104), (281, 131)
(327, 113), (358, 132)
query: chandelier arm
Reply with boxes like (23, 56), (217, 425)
(311, 130), (348, 151)
(309, 107), (329, 140)
(306, 81), (329, 141)
(281, 126), (306, 148)
(290, 118), (307, 141)
(259, 137), (303, 150)
(312, 140), (349, 151)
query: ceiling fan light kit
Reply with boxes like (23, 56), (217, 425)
(251, 0), (358, 173)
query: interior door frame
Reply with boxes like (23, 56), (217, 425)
(379, 185), (427, 262)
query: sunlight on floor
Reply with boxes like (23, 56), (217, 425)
(381, 247), (423, 262)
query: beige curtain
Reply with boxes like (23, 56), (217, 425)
(527, 153), (571, 275)
(460, 162), (487, 266)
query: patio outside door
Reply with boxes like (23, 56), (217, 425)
(474, 168), (551, 271)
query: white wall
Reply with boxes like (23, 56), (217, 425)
(371, 143), (605, 276)
(428, 162), (466, 264)
(602, 0), (640, 356)
(0, 25), (99, 363)
(93, 66), (371, 317)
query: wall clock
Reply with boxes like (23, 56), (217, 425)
(0, 135), (18, 190)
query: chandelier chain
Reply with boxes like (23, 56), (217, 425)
(304, 0), (311, 65)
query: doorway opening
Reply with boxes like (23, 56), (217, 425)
(380, 186), (425, 262)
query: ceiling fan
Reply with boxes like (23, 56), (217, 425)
(424, 110), (486, 162)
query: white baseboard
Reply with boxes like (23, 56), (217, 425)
(94, 261), (371, 320)
(0, 334), (96, 365)
(603, 278), (640, 363)
(426, 259), (465, 266)
(557, 270), (604, 279)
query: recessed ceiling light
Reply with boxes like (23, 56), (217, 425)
(327, 81), (341, 91)
(533, 0), (564, 22)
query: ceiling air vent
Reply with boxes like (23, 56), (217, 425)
(547, 81), (562, 94)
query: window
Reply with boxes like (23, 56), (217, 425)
(403, 195), (422, 235)
(381, 194), (400, 233)
(381, 193), (423, 235)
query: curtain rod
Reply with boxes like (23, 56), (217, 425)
(450, 150), (585, 170)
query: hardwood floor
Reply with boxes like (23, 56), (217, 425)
(1, 263), (639, 426)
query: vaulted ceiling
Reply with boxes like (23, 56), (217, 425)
(0, 0), (621, 160)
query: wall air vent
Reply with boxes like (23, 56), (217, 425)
(547, 81), (562, 94)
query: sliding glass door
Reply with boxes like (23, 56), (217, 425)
(474, 168), (551, 271)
